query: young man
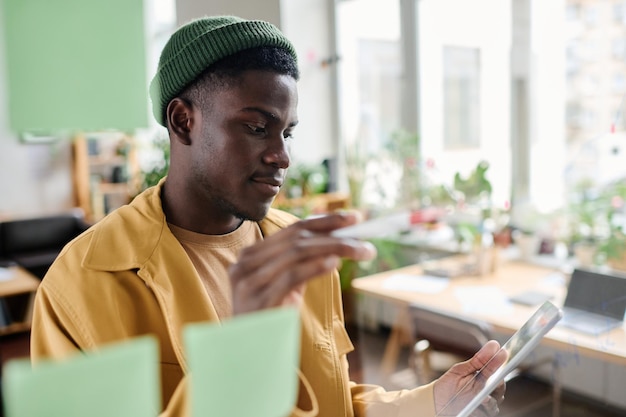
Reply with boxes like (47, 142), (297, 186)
(31, 15), (504, 417)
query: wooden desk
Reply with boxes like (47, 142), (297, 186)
(0, 266), (40, 336)
(351, 258), (626, 378)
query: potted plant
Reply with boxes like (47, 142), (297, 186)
(140, 133), (170, 191)
(596, 187), (626, 270)
(599, 226), (626, 271)
(384, 129), (422, 209)
(565, 179), (607, 266)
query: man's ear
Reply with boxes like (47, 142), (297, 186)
(166, 98), (195, 145)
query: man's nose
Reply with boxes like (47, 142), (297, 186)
(263, 137), (291, 168)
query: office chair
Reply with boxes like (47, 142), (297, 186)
(409, 304), (492, 384)
(0, 209), (91, 279)
(406, 303), (562, 417)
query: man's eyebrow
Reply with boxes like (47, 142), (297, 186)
(241, 107), (298, 127)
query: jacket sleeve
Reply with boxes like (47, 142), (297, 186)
(339, 346), (437, 417)
(350, 380), (437, 417)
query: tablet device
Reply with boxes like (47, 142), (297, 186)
(436, 300), (563, 417)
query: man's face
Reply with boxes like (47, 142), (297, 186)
(188, 70), (298, 222)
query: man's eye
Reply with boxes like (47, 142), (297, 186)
(283, 132), (294, 140)
(247, 124), (266, 135)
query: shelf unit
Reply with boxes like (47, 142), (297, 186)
(0, 266), (40, 336)
(72, 132), (140, 223)
(272, 192), (351, 216)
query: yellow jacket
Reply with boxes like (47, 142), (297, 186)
(31, 181), (436, 417)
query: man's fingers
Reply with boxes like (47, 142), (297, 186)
(231, 236), (375, 286)
(229, 213), (377, 314)
(491, 381), (506, 404)
(298, 211), (362, 233)
(469, 340), (508, 379)
(475, 395), (499, 417)
(230, 216), (375, 282)
(234, 255), (339, 298)
(472, 340), (501, 367)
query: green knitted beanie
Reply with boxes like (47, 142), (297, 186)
(149, 15), (298, 126)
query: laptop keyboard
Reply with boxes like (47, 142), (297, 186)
(559, 308), (624, 335)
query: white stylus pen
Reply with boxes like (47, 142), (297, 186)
(331, 208), (443, 239)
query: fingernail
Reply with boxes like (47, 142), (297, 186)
(361, 241), (377, 258)
(338, 209), (363, 223)
(325, 256), (340, 269)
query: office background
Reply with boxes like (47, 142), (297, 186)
(2, 0), (624, 233)
(1, 0), (626, 415)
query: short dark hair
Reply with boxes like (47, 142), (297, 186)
(209, 45), (299, 80)
(179, 46), (299, 113)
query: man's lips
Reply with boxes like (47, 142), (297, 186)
(251, 176), (283, 195)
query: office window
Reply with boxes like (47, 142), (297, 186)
(335, 0), (403, 208)
(583, 4), (601, 27)
(443, 46), (480, 149)
(612, 73), (626, 94)
(566, 40), (582, 77)
(580, 74), (601, 97)
(336, 0), (401, 152)
(336, 0), (511, 208)
(612, 37), (626, 60)
(580, 39), (602, 62)
(335, 0), (626, 214)
(356, 38), (402, 149)
(566, 102), (583, 129)
(613, 2), (626, 25)
(566, 4), (581, 21)
(580, 108), (597, 130)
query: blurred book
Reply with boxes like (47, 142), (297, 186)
(0, 297), (12, 327)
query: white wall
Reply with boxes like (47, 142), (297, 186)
(176, 0), (281, 27)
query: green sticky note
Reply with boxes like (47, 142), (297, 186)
(184, 307), (301, 417)
(2, 0), (149, 132)
(2, 336), (160, 417)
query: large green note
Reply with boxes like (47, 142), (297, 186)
(2, 0), (148, 132)
(2, 336), (160, 417)
(184, 307), (301, 417)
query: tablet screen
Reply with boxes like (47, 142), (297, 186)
(435, 301), (563, 417)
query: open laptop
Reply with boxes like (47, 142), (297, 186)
(558, 267), (626, 335)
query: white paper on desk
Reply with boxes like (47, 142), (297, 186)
(0, 267), (15, 282)
(382, 274), (449, 293)
(541, 272), (566, 288)
(454, 286), (513, 315)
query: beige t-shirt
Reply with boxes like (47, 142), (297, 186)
(168, 221), (263, 319)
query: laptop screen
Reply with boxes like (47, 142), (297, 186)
(564, 268), (626, 321)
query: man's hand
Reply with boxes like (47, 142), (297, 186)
(229, 212), (376, 315)
(433, 340), (508, 417)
